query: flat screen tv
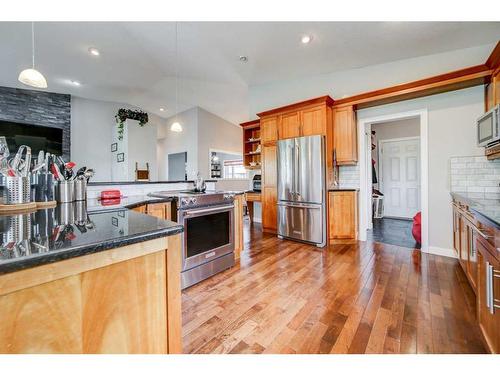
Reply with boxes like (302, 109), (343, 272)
(0, 120), (63, 156)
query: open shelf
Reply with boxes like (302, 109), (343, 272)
(240, 119), (262, 170)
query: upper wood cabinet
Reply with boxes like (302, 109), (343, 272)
(261, 116), (279, 145)
(333, 105), (358, 165)
(279, 111), (301, 139)
(485, 68), (500, 112)
(301, 105), (327, 136)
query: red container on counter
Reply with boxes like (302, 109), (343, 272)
(100, 190), (122, 200)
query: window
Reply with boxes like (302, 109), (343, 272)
(223, 159), (247, 179)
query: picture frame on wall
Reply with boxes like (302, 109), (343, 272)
(111, 143), (118, 152)
(117, 153), (124, 162)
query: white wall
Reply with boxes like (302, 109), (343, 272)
(248, 44), (494, 116)
(127, 118), (159, 181)
(71, 96), (162, 182)
(157, 106), (244, 181)
(357, 86), (484, 253)
(157, 107), (199, 181)
(197, 107), (243, 179)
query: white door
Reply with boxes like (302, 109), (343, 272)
(380, 138), (420, 219)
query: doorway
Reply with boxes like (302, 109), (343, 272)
(378, 136), (420, 219)
(359, 110), (428, 251)
(168, 152), (188, 181)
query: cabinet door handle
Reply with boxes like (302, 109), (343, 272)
(486, 262), (498, 314)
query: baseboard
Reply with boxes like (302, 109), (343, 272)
(426, 246), (457, 259)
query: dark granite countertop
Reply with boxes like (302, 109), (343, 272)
(0, 204), (183, 275)
(328, 188), (359, 192)
(89, 180), (217, 186)
(87, 190), (245, 213)
(87, 195), (175, 212)
(451, 192), (500, 228)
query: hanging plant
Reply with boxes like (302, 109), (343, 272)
(115, 108), (149, 141)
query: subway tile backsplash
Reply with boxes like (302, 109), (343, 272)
(450, 156), (500, 199)
(338, 165), (360, 189)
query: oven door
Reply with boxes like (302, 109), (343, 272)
(179, 204), (234, 271)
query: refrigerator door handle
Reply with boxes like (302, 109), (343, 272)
(277, 202), (322, 209)
(294, 139), (299, 197)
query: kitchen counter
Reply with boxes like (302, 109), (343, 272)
(89, 179), (217, 186)
(450, 192), (500, 228)
(328, 188), (359, 192)
(0, 205), (183, 275)
(87, 195), (175, 212)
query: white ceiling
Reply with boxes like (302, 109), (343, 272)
(0, 22), (499, 124)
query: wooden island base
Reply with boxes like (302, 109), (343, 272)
(0, 234), (182, 354)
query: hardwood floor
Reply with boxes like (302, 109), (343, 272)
(181, 222), (486, 354)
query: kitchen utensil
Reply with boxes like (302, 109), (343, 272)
(74, 167), (87, 180)
(50, 161), (61, 181)
(22, 147), (31, 177)
(37, 150), (44, 168)
(83, 168), (94, 182)
(0, 176), (31, 204)
(44, 152), (50, 173)
(31, 162), (46, 174)
(0, 137), (9, 158)
(10, 145), (26, 173)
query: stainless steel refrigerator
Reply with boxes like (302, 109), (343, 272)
(277, 134), (326, 247)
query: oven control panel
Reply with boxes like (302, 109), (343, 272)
(178, 192), (234, 209)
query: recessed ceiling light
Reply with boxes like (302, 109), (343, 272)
(239, 56), (248, 63)
(159, 108), (165, 112)
(301, 35), (312, 44)
(70, 80), (81, 86)
(88, 47), (100, 56)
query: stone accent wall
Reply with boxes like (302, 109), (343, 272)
(0, 86), (71, 159)
(450, 155), (500, 199)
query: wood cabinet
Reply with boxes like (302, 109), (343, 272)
(0, 236), (182, 354)
(132, 202), (171, 221)
(453, 204), (461, 256)
(261, 116), (279, 145)
(328, 191), (358, 242)
(477, 238), (500, 353)
(234, 194), (244, 258)
(132, 204), (146, 214)
(333, 105), (358, 165)
(262, 144), (277, 233)
(279, 111), (301, 139)
(301, 105), (327, 136)
(276, 105), (327, 140)
(147, 202), (171, 220)
(241, 119), (261, 169)
(452, 197), (500, 353)
(485, 68), (500, 112)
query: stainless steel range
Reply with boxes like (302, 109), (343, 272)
(149, 191), (235, 289)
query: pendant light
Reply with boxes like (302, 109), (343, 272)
(18, 22), (47, 89)
(170, 22), (182, 133)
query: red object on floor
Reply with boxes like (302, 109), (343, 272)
(100, 190), (121, 200)
(412, 212), (422, 244)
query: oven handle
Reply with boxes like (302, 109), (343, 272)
(182, 204), (234, 217)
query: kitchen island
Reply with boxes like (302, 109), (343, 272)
(0, 206), (184, 354)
